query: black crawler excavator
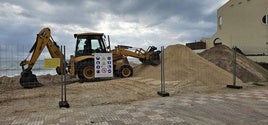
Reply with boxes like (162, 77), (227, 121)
(20, 27), (161, 88)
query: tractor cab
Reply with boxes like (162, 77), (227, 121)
(74, 32), (108, 57)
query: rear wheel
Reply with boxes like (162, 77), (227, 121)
(78, 61), (95, 81)
(119, 65), (133, 78)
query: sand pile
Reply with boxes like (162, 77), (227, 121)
(134, 44), (241, 85)
(0, 75), (61, 93)
(199, 45), (268, 82)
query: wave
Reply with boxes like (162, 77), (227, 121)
(0, 67), (50, 71)
(0, 69), (57, 77)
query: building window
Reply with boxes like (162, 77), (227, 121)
(214, 38), (222, 46)
(218, 16), (223, 29)
(262, 15), (268, 24)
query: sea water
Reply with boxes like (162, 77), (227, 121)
(0, 60), (56, 77)
(0, 57), (141, 77)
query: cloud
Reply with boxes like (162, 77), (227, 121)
(0, 0), (228, 60)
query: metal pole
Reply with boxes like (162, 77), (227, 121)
(64, 46), (67, 101)
(233, 46), (236, 86)
(60, 46), (63, 102)
(226, 46), (242, 89)
(160, 46), (163, 92)
(157, 46), (169, 97)
(161, 46), (165, 92)
(59, 45), (70, 108)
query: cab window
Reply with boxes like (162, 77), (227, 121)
(91, 39), (101, 50)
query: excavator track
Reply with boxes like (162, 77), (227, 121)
(20, 70), (43, 88)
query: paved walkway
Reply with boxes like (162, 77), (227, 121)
(1, 88), (268, 125)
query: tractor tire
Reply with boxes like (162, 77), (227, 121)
(77, 61), (95, 81)
(118, 65), (133, 78)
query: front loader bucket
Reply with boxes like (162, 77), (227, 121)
(150, 51), (161, 66)
(20, 71), (43, 88)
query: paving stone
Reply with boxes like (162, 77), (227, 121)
(92, 121), (109, 125)
(142, 110), (157, 115)
(180, 99), (192, 103)
(104, 116), (119, 121)
(108, 120), (125, 125)
(150, 120), (173, 125)
(194, 100), (207, 104)
(148, 114), (164, 120)
(225, 96), (238, 100)
(11, 117), (30, 124)
(26, 120), (44, 125)
(118, 114), (133, 119)
(239, 94), (252, 98)
(210, 95), (223, 99)
(1, 88), (267, 125)
(176, 102), (191, 106)
(121, 118), (139, 124)
(166, 117), (185, 123)
(0, 121), (13, 125)
(210, 98), (224, 102)
(90, 117), (107, 123)
(173, 122), (191, 125)
(75, 120), (90, 124)
(135, 116), (151, 122)
(159, 112), (177, 118)
(130, 112), (146, 117)
(3, 116), (16, 121)
(256, 95), (267, 99)
(126, 108), (138, 113)
(137, 107), (151, 112)
(259, 99), (268, 103)
(225, 93), (236, 97)
(154, 109), (167, 114)
(115, 110), (129, 115)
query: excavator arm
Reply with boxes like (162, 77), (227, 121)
(112, 45), (161, 66)
(109, 45), (160, 78)
(20, 27), (64, 88)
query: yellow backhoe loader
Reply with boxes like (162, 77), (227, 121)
(20, 27), (160, 88)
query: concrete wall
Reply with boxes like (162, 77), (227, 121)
(203, 0), (268, 55)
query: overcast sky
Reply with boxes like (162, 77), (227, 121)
(0, 0), (228, 60)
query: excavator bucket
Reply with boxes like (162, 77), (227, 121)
(150, 51), (161, 66)
(20, 70), (43, 88)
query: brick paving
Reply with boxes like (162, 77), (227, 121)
(0, 89), (267, 125)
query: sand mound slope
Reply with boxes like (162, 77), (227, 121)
(134, 44), (241, 85)
(200, 45), (268, 82)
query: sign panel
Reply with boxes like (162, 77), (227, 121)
(44, 58), (60, 68)
(94, 53), (113, 78)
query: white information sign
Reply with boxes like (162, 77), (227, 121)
(94, 53), (113, 78)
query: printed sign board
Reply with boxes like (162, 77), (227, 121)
(94, 53), (113, 78)
(44, 58), (60, 68)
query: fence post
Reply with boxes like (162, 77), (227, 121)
(59, 45), (70, 108)
(157, 46), (170, 97)
(226, 46), (242, 89)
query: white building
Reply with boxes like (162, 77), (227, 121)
(201, 0), (268, 62)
